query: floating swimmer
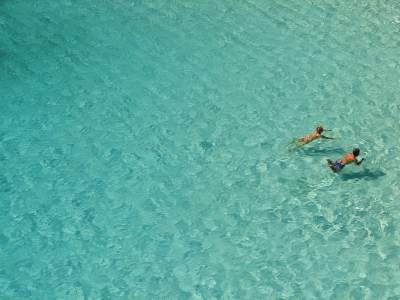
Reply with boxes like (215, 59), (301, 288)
(290, 126), (335, 148)
(327, 148), (365, 172)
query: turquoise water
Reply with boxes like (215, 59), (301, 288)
(1, 0), (400, 298)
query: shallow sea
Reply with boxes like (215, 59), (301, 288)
(1, 0), (400, 299)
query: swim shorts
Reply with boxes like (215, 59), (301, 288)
(334, 160), (345, 172)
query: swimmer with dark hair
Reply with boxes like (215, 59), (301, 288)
(327, 148), (365, 172)
(291, 126), (334, 148)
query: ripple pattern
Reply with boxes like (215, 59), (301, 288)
(1, 0), (400, 299)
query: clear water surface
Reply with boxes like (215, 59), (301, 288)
(1, 0), (400, 299)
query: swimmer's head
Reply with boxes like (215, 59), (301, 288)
(353, 148), (360, 157)
(316, 126), (324, 134)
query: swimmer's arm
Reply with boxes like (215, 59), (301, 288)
(321, 135), (334, 140)
(355, 158), (365, 165)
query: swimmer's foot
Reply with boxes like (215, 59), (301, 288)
(326, 159), (336, 172)
(288, 139), (303, 151)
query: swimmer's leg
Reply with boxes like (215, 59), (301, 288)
(326, 159), (337, 172)
(288, 139), (305, 152)
(289, 138), (306, 147)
